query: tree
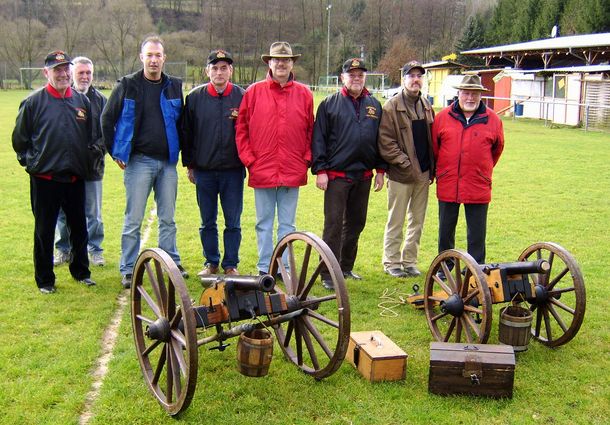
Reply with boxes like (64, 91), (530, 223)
(0, 16), (47, 88)
(377, 36), (419, 86)
(561, 0), (610, 34)
(455, 15), (486, 66)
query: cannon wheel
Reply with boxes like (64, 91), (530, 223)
(424, 249), (493, 343)
(131, 248), (198, 416)
(268, 231), (350, 380)
(519, 242), (586, 347)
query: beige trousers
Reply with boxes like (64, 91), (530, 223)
(382, 179), (429, 270)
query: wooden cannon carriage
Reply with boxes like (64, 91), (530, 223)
(130, 232), (350, 415)
(419, 242), (586, 347)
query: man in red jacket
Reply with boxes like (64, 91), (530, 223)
(236, 41), (314, 275)
(431, 74), (504, 267)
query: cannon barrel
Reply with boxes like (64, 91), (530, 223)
(483, 259), (550, 275)
(199, 274), (276, 292)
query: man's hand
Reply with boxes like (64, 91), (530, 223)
(316, 173), (329, 191)
(114, 159), (126, 170)
(373, 173), (385, 192)
(187, 168), (196, 184)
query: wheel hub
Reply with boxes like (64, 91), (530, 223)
(146, 318), (171, 342)
(440, 293), (464, 317)
(531, 284), (550, 304)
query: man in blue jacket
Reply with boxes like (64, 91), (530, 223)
(102, 35), (188, 289)
(182, 50), (245, 277)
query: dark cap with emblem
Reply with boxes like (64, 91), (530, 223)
(402, 60), (425, 75)
(45, 50), (72, 68)
(342, 58), (367, 73)
(207, 49), (233, 65)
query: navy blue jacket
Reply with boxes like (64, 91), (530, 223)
(101, 70), (183, 164)
(181, 82), (245, 170)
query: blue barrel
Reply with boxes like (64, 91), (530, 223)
(515, 103), (524, 116)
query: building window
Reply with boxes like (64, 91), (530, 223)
(544, 75), (567, 99)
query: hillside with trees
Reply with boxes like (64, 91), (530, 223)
(1, 0), (608, 87)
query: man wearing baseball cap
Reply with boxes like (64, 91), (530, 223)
(432, 74), (504, 271)
(236, 41), (313, 276)
(312, 58), (387, 289)
(378, 60), (435, 278)
(13, 50), (98, 293)
(182, 49), (245, 277)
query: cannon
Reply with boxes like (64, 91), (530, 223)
(130, 232), (350, 415)
(420, 242), (585, 347)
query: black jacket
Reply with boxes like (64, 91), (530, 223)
(85, 86), (107, 180)
(12, 85), (96, 181)
(312, 89), (386, 175)
(181, 82), (245, 170)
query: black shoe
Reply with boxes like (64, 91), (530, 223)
(78, 277), (96, 286)
(39, 286), (56, 294)
(435, 270), (446, 281)
(386, 268), (408, 278)
(343, 270), (362, 280)
(177, 265), (189, 279)
(322, 279), (335, 290)
(121, 274), (132, 289)
(404, 266), (422, 277)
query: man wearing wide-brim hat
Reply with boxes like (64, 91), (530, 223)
(431, 74), (504, 269)
(236, 41), (313, 276)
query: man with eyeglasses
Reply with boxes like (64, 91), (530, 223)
(378, 61), (435, 279)
(236, 41), (314, 276)
(312, 58), (386, 289)
(432, 74), (504, 268)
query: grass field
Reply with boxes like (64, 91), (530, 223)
(0, 89), (609, 424)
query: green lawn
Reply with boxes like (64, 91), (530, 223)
(0, 89), (608, 424)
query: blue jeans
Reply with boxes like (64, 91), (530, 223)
(56, 180), (104, 254)
(120, 154), (181, 275)
(195, 168), (245, 270)
(254, 187), (299, 273)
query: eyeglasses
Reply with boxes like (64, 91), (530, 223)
(405, 73), (423, 79)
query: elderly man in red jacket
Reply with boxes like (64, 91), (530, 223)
(431, 74), (504, 268)
(236, 41), (314, 275)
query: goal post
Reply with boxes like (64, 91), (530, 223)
(19, 67), (45, 90)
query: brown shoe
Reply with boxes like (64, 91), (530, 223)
(224, 268), (239, 276)
(197, 264), (219, 277)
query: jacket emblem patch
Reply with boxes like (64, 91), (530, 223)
(365, 105), (378, 119)
(75, 108), (87, 121)
(229, 108), (239, 120)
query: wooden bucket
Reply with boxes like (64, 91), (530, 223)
(236, 329), (274, 377)
(499, 305), (532, 352)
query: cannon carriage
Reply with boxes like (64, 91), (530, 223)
(130, 232), (350, 415)
(420, 242), (586, 347)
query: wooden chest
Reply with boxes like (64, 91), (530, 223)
(428, 342), (515, 398)
(346, 331), (407, 382)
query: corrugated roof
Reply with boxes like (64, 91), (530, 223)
(508, 64), (610, 73)
(422, 60), (467, 69)
(462, 33), (610, 54)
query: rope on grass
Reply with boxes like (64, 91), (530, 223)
(377, 288), (410, 317)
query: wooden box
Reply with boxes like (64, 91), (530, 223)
(346, 331), (407, 382)
(428, 342), (515, 398)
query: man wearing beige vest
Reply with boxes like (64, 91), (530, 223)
(378, 61), (435, 278)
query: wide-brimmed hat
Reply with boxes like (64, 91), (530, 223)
(45, 51), (72, 69)
(402, 60), (425, 75)
(454, 74), (488, 91)
(207, 49), (233, 65)
(342, 58), (367, 73)
(261, 41), (301, 63)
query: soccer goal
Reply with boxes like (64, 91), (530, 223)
(19, 67), (45, 90)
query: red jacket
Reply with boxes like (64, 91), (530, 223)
(236, 71), (314, 188)
(432, 102), (504, 204)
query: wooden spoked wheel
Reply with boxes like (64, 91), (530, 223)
(268, 231), (350, 379)
(424, 250), (493, 343)
(518, 242), (586, 347)
(131, 248), (198, 416)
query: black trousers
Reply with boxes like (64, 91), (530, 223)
(30, 176), (90, 287)
(438, 201), (488, 264)
(322, 177), (371, 278)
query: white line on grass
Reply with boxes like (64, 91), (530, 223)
(79, 204), (157, 424)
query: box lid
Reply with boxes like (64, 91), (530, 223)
(430, 342), (515, 368)
(350, 331), (407, 359)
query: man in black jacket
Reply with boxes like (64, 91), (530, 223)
(182, 50), (245, 276)
(54, 56), (107, 267)
(12, 51), (98, 293)
(312, 58), (386, 289)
